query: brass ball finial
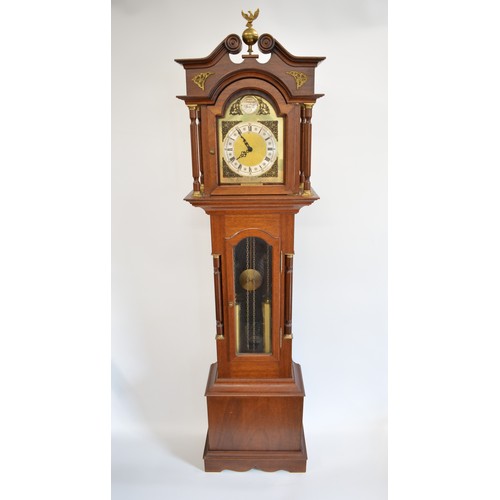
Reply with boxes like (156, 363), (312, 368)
(241, 8), (260, 56)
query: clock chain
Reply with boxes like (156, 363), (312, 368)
(266, 244), (270, 299)
(252, 237), (256, 351)
(246, 237), (250, 352)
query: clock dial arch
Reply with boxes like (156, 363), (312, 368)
(218, 91), (283, 184)
(202, 78), (301, 196)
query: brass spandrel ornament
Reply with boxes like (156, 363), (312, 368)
(286, 70), (308, 89)
(192, 71), (214, 90)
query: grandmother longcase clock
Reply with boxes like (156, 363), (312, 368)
(176, 10), (324, 472)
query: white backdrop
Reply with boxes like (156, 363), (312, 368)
(112, 0), (387, 498)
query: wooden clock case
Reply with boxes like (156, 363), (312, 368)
(176, 31), (324, 473)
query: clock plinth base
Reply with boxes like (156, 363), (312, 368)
(203, 362), (307, 473)
(203, 430), (307, 472)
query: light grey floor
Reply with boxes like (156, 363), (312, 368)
(112, 425), (387, 500)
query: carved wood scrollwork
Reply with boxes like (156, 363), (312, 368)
(224, 34), (243, 53)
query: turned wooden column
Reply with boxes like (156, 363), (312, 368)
(188, 104), (202, 196)
(212, 254), (224, 339)
(301, 103), (314, 195)
(284, 253), (294, 339)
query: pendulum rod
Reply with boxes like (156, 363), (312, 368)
(246, 237), (250, 352)
(252, 237), (256, 351)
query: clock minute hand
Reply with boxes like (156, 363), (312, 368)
(237, 129), (253, 152)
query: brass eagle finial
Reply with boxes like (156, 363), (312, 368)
(241, 8), (260, 56)
(241, 9), (259, 27)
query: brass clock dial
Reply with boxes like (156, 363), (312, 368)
(218, 94), (284, 185)
(223, 122), (277, 177)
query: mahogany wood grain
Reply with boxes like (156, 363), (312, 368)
(204, 362), (307, 472)
(184, 190), (319, 213)
(176, 34), (324, 103)
(203, 434), (307, 473)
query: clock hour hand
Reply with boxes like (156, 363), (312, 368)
(236, 150), (249, 160)
(237, 129), (253, 152)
